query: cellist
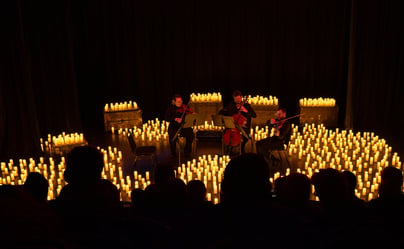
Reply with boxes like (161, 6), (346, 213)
(255, 107), (292, 160)
(219, 90), (256, 155)
(165, 94), (195, 158)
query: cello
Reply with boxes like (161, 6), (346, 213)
(223, 97), (248, 147)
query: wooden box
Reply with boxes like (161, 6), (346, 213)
(104, 109), (143, 131)
(53, 142), (88, 156)
(298, 105), (339, 128)
(189, 102), (223, 123)
(250, 105), (279, 127)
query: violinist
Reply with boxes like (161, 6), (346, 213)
(256, 107), (292, 159)
(165, 94), (195, 158)
(219, 90), (256, 155)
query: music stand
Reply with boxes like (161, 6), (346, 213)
(212, 114), (225, 127)
(183, 113), (204, 128)
(222, 116), (236, 129)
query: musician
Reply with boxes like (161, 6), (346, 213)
(165, 94), (195, 158)
(219, 90), (256, 154)
(255, 107), (292, 159)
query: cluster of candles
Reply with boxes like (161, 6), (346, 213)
(100, 146), (151, 201)
(248, 95), (279, 106)
(299, 97), (336, 107)
(190, 92), (222, 103)
(251, 123), (402, 201)
(40, 132), (86, 154)
(0, 146), (150, 202)
(2, 119), (403, 203)
(104, 101), (139, 112)
(175, 154), (232, 203)
(197, 121), (224, 131)
(112, 118), (169, 143)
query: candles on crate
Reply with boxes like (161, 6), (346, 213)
(299, 97), (336, 107)
(190, 92), (222, 103)
(104, 100), (139, 112)
(248, 95), (279, 106)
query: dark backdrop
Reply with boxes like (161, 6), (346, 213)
(1, 0), (403, 160)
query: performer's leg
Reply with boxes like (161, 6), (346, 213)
(181, 127), (194, 156)
(168, 127), (177, 156)
(241, 137), (248, 154)
(256, 138), (271, 158)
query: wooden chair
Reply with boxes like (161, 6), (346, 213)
(127, 133), (157, 167)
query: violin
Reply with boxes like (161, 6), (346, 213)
(269, 114), (301, 135)
(177, 104), (193, 115)
(171, 101), (193, 142)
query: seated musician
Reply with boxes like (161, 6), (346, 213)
(219, 90), (256, 155)
(165, 94), (195, 158)
(255, 107), (292, 160)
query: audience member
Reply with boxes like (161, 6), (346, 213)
(23, 171), (49, 203)
(0, 185), (68, 248)
(366, 166), (404, 248)
(215, 153), (276, 248)
(342, 170), (367, 211)
(52, 145), (126, 249)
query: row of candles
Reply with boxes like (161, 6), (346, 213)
(247, 95), (279, 106)
(40, 132), (87, 155)
(111, 119), (224, 142)
(111, 118), (170, 143)
(104, 101), (139, 112)
(103, 96), (335, 114)
(190, 92), (222, 103)
(299, 97), (336, 107)
(190, 92), (280, 106)
(1, 119), (402, 202)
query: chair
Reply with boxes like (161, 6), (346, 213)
(268, 144), (291, 174)
(176, 131), (197, 164)
(127, 133), (157, 167)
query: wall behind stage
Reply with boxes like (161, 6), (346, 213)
(1, 0), (403, 160)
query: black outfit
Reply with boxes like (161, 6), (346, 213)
(256, 119), (292, 158)
(165, 104), (195, 157)
(219, 101), (256, 155)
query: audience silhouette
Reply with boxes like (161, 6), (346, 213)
(24, 171), (49, 203)
(52, 145), (126, 249)
(4, 145), (404, 249)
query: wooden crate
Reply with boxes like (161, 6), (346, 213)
(189, 102), (223, 123)
(53, 142), (88, 156)
(250, 105), (279, 127)
(298, 105), (339, 128)
(104, 109), (143, 131)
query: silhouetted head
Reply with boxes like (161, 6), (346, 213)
(23, 172), (49, 202)
(342, 170), (357, 195)
(221, 153), (271, 205)
(379, 166), (403, 197)
(64, 145), (104, 184)
(311, 168), (348, 208)
(280, 173), (311, 208)
(154, 163), (176, 186)
(187, 179), (207, 203)
(130, 188), (146, 207)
